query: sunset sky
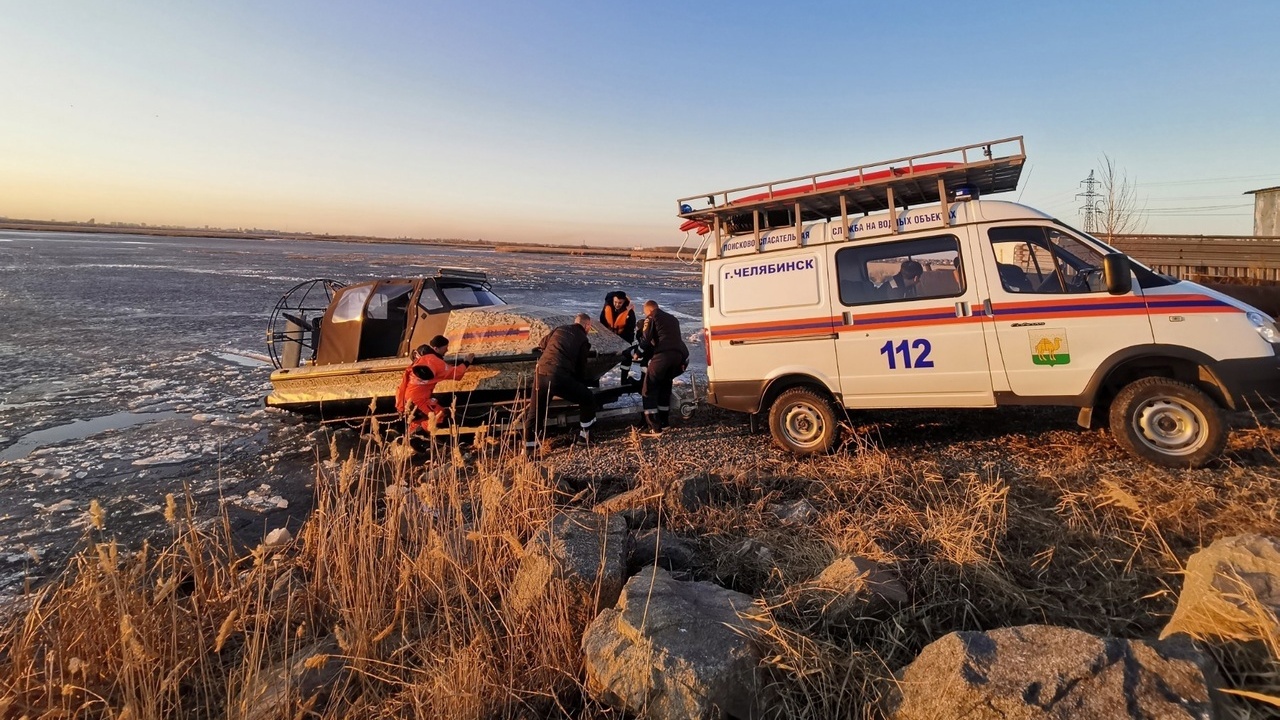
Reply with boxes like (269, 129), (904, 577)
(3, 1), (1278, 245)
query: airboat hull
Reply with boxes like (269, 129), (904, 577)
(265, 302), (633, 417)
(265, 352), (627, 416)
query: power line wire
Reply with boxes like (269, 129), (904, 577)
(1143, 174), (1280, 187)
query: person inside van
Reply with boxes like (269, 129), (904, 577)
(879, 260), (924, 299)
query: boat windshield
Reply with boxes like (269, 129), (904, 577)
(440, 282), (504, 309)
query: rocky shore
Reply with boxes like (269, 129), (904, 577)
(3, 403), (1280, 718)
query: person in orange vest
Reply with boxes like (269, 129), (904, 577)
(396, 336), (473, 435)
(599, 290), (637, 385)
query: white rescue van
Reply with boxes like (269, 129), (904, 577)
(677, 137), (1280, 467)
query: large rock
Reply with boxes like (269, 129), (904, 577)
(1162, 534), (1280, 644)
(768, 498), (817, 526)
(582, 567), (768, 719)
(508, 511), (629, 614)
(629, 529), (698, 574)
(793, 556), (906, 621)
(665, 472), (716, 514)
(887, 625), (1219, 720)
(593, 486), (659, 515)
(232, 636), (345, 720)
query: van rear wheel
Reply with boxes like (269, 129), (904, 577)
(1108, 377), (1226, 469)
(768, 387), (839, 455)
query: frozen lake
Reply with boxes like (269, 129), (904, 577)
(0, 230), (702, 595)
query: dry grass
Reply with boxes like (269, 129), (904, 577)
(3, 405), (1280, 718)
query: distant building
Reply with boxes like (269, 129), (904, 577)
(1246, 186), (1280, 236)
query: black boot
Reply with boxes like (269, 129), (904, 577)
(573, 417), (594, 446)
(657, 409), (670, 429)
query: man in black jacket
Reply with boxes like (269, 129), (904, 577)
(525, 313), (597, 450)
(635, 300), (689, 436)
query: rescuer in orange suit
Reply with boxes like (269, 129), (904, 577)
(599, 290), (637, 384)
(396, 336), (473, 435)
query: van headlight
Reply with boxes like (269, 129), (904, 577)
(1247, 311), (1280, 344)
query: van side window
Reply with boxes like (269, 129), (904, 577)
(988, 227), (1107, 294)
(835, 235), (964, 306)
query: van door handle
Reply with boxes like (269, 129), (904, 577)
(841, 311), (852, 326)
(954, 301), (970, 317)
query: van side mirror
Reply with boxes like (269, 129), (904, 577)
(1103, 253), (1132, 295)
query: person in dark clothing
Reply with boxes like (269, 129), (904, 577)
(599, 290), (638, 384)
(525, 313), (597, 451)
(879, 260), (923, 299)
(635, 300), (689, 436)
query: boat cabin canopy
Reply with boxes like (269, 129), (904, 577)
(315, 269), (504, 366)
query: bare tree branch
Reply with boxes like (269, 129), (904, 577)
(1098, 154), (1147, 240)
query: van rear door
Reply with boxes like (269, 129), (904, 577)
(708, 249), (840, 402)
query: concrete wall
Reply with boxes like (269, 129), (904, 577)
(1256, 188), (1280, 237)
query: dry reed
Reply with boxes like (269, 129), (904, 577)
(1, 405), (1280, 718)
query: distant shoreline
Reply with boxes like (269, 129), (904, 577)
(492, 244), (679, 260)
(0, 220), (684, 260)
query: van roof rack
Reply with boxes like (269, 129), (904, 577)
(677, 136), (1026, 231)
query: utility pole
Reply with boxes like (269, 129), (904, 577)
(1076, 170), (1103, 233)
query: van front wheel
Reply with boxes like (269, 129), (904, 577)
(1108, 377), (1226, 468)
(768, 387), (839, 455)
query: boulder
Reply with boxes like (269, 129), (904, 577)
(666, 472), (716, 514)
(593, 486), (660, 516)
(1162, 534), (1280, 644)
(887, 625), (1219, 720)
(769, 498), (817, 526)
(232, 636), (345, 720)
(629, 529), (698, 574)
(618, 506), (659, 531)
(582, 567), (768, 719)
(734, 538), (774, 565)
(508, 511), (629, 614)
(262, 527), (293, 549)
(793, 556), (906, 620)
(267, 566), (305, 608)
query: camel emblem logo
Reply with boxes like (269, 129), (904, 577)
(1029, 329), (1070, 366)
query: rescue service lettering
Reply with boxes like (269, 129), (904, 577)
(832, 208), (958, 237)
(724, 258), (815, 279)
(721, 229), (810, 252)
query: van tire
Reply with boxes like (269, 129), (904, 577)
(1108, 377), (1226, 469)
(768, 387), (839, 455)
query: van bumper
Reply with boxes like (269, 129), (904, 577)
(707, 380), (768, 414)
(1214, 352), (1280, 408)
